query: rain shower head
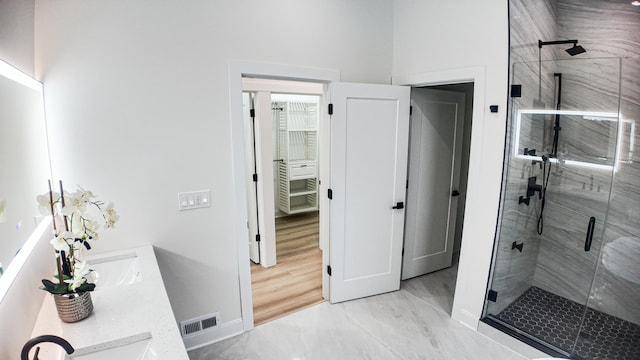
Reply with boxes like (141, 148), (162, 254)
(565, 44), (586, 56)
(538, 39), (587, 56)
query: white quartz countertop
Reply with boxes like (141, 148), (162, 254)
(29, 245), (188, 359)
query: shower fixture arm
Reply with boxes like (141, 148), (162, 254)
(538, 39), (586, 56)
(538, 39), (578, 48)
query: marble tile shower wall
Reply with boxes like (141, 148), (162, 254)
(488, 0), (558, 314)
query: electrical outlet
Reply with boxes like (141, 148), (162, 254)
(178, 190), (211, 211)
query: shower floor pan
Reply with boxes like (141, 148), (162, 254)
(493, 286), (640, 360)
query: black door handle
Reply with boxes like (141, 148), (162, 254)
(451, 190), (460, 196)
(392, 202), (404, 210)
(585, 216), (595, 252)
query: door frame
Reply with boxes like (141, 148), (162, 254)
(231, 62), (494, 332)
(229, 61), (339, 331)
(394, 67), (490, 330)
(242, 79), (325, 268)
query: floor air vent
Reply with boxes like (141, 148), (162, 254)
(180, 312), (219, 338)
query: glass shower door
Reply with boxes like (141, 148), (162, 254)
(484, 58), (621, 358)
(574, 58), (640, 360)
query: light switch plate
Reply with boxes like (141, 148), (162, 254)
(178, 190), (211, 211)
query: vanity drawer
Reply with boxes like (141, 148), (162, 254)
(289, 163), (317, 179)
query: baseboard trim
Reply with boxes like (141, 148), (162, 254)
(183, 318), (244, 351)
(452, 308), (479, 330)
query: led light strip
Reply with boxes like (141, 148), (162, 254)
(513, 109), (623, 172)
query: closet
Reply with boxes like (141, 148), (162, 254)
(273, 99), (319, 214)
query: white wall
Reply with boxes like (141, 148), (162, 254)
(392, 0), (509, 327)
(0, 0), (35, 76)
(34, 0), (393, 345)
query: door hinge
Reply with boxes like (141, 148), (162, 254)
(510, 85), (522, 98)
(409, 105), (413, 116)
(327, 189), (333, 199)
(328, 103), (333, 115)
(250, 108), (255, 118)
(327, 265), (332, 276)
(406, 180), (409, 189)
(255, 234), (261, 243)
(252, 173), (258, 182)
(402, 248), (405, 256)
(487, 289), (498, 302)
(392, 202), (404, 210)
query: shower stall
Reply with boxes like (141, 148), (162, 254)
(483, 57), (640, 359)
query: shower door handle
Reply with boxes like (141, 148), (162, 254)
(585, 216), (595, 252)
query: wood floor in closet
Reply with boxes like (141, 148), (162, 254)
(251, 211), (324, 326)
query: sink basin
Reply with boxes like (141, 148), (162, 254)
(65, 332), (156, 360)
(86, 252), (142, 289)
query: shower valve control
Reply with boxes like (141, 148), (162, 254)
(527, 176), (543, 199)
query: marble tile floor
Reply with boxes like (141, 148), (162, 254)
(189, 266), (539, 360)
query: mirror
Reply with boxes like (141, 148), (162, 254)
(0, 59), (51, 279)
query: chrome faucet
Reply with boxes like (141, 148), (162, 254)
(21, 335), (74, 360)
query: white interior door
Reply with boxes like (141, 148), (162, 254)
(329, 83), (410, 303)
(401, 88), (465, 280)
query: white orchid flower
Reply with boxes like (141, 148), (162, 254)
(64, 275), (87, 291)
(76, 186), (96, 202)
(70, 217), (99, 239)
(36, 191), (61, 216)
(61, 194), (85, 217)
(84, 219), (100, 239)
(62, 187), (96, 217)
(72, 239), (87, 258)
(50, 231), (73, 252)
(102, 203), (119, 228)
(0, 199), (7, 223)
(73, 260), (92, 279)
(64, 260), (92, 291)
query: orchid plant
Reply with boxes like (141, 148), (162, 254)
(37, 181), (118, 295)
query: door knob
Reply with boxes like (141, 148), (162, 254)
(451, 190), (460, 196)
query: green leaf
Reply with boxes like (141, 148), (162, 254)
(75, 282), (96, 293)
(41, 279), (70, 294)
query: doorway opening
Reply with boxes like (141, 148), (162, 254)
(400, 82), (474, 316)
(241, 79), (326, 325)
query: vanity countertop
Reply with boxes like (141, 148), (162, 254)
(29, 245), (189, 359)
